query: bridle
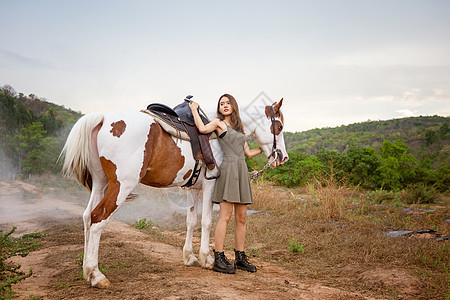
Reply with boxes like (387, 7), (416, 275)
(268, 105), (283, 165)
(249, 105), (283, 180)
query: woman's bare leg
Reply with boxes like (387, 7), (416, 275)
(234, 204), (247, 251)
(214, 202), (234, 252)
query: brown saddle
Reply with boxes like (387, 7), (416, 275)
(142, 97), (218, 183)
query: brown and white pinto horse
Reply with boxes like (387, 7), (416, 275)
(61, 99), (288, 288)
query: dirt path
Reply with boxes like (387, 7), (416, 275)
(1, 180), (376, 299)
(7, 219), (375, 300)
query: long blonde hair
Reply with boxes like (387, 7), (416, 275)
(217, 94), (245, 134)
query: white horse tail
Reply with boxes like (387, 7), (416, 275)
(60, 113), (104, 191)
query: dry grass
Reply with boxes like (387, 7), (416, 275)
(14, 175), (449, 299)
(224, 179), (450, 299)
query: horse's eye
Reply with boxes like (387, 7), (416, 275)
(278, 125), (283, 131)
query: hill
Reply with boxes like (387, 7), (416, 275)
(284, 116), (449, 166)
(2, 85), (448, 191)
(0, 85), (82, 179)
(248, 116), (449, 191)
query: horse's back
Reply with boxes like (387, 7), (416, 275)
(96, 110), (197, 188)
(96, 111), (154, 181)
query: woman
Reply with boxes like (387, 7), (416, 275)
(189, 94), (262, 274)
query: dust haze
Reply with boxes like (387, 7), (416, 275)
(0, 176), (194, 236)
(0, 146), (19, 181)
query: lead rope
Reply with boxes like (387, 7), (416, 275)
(249, 151), (278, 181)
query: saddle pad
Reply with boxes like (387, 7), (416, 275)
(140, 110), (217, 141)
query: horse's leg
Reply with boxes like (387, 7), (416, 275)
(198, 180), (215, 268)
(83, 159), (138, 287)
(183, 188), (201, 266)
(84, 182), (137, 287)
(82, 180), (106, 270)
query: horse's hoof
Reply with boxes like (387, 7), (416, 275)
(185, 258), (201, 267)
(184, 254), (200, 267)
(94, 278), (111, 289)
(204, 255), (214, 269)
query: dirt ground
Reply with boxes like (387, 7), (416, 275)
(0, 180), (410, 299)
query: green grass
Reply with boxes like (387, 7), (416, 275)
(132, 218), (155, 230)
(288, 238), (305, 254)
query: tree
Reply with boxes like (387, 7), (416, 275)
(425, 130), (437, 146)
(342, 147), (380, 189)
(1, 84), (16, 97)
(38, 108), (63, 136)
(265, 151), (324, 187)
(439, 123), (449, 139)
(316, 149), (346, 183)
(22, 136), (61, 174)
(10, 122), (48, 175)
(377, 140), (417, 190)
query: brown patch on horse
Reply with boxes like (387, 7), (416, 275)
(139, 122), (185, 187)
(91, 157), (120, 224)
(265, 98), (284, 123)
(265, 99), (284, 135)
(275, 98), (284, 124)
(110, 120), (126, 138)
(270, 120), (284, 135)
(183, 169), (193, 180)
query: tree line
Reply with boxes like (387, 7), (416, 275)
(284, 116), (449, 169)
(248, 139), (449, 193)
(0, 85), (81, 177)
(2, 84), (449, 194)
(247, 115), (449, 193)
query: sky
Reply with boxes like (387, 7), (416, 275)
(1, 0), (449, 132)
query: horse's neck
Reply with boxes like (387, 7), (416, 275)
(240, 103), (266, 138)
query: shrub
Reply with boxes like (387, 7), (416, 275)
(132, 218), (155, 230)
(0, 228), (42, 299)
(364, 189), (399, 204)
(288, 238), (305, 254)
(404, 184), (439, 204)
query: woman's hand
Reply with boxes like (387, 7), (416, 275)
(189, 101), (199, 111)
(189, 102), (221, 134)
(244, 142), (264, 158)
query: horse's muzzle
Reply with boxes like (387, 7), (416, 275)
(269, 149), (288, 167)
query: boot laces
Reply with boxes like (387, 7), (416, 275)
(239, 252), (250, 264)
(219, 252), (232, 266)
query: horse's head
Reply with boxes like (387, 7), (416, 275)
(251, 99), (289, 168)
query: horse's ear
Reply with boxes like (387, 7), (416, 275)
(274, 98), (284, 112)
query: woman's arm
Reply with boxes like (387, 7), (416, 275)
(189, 102), (223, 134)
(244, 141), (263, 158)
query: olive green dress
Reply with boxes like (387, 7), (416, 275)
(213, 125), (253, 204)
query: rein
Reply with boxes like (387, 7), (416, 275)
(270, 105), (277, 151)
(249, 105), (282, 181)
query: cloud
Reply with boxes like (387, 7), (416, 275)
(396, 109), (418, 118)
(0, 48), (54, 70)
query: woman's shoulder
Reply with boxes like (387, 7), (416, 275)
(212, 118), (227, 130)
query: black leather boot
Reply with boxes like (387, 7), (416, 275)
(213, 250), (235, 274)
(234, 249), (257, 273)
